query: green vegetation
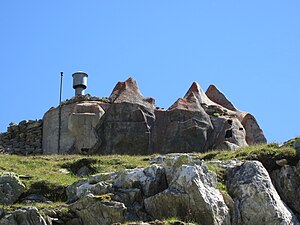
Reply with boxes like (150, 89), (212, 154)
(0, 144), (295, 189)
(122, 217), (199, 225)
(196, 143), (297, 192)
(282, 136), (300, 148)
(164, 217), (200, 225)
(0, 154), (150, 202)
(195, 143), (297, 171)
(0, 143), (297, 206)
(2, 201), (67, 212)
(0, 154), (149, 185)
(94, 193), (114, 201)
(206, 163), (228, 192)
(212, 112), (221, 117)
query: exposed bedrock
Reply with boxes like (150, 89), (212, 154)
(227, 161), (300, 225)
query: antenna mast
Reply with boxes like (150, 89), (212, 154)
(58, 72), (63, 154)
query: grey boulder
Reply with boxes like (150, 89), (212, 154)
(0, 207), (47, 225)
(66, 172), (116, 203)
(227, 161), (300, 225)
(69, 194), (126, 225)
(271, 161), (300, 215)
(113, 164), (167, 197)
(0, 172), (25, 205)
(144, 161), (231, 225)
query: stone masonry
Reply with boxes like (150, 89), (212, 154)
(0, 120), (42, 155)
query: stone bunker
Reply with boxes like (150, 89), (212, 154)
(0, 76), (266, 155)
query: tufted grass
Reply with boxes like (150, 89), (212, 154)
(196, 143), (298, 193)
(122, 218), (200, 225)
(195, 143), (297, 171)
(0, 154), (150, 202)
(2, 201), (67, 212)
(0, 143), (297, 203)
(0, 154), (149, 184)
(206, 163), (228, 192)
(0, 144), (296, 188)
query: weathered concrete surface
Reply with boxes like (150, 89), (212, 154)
(92, 78), (155, 155)
(109, 77), (155, 108)
(206, 84), (237, 111)
(68, 102), (105, 154)
(43, 101), (104, 154)
(150, 106), (214, 153)
(241, 113), (267, 145)
(40, 77), (266, 155)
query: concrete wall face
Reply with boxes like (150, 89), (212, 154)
(42, 104), (76, 154)
(1, 78), (267, 155)
(42, 101), (104, 154)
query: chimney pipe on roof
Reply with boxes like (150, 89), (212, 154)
(72, 71), (88, 96)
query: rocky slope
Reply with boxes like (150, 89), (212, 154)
(1, 141), (300, 225)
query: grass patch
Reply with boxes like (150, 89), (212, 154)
(0, 154), (149, 184)
(61, 158), (98, 176)
(164, 217), (200, 224)
(122, 218), (200, 225)
(195, 143), (297, 171)
(23, 180), (67, 202)
(206, 163), (228, 192)
(94, 193), (114, 202)
(0, 154), (150, 204)
(1, 201), (67, 212)
(282, 136), (300, 148)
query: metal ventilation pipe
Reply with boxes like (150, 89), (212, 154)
(72, 71), (88, 96)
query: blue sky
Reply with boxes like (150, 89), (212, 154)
(1, 1), (299, 143)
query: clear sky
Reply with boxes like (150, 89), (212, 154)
(1, 1), (299, 143)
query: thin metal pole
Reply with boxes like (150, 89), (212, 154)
(59, 72), (63, 106)
(58, 72), (63, 154)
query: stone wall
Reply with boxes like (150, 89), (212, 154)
(0, 120), (43, 155)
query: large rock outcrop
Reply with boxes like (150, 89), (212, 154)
(227, 161), (299, 225)
(65, 155), (231, 225)
(4, 152), (300, 224)
(39, 77), (267, 155)
(271, 161), (300, 215)
(144, 159), (231, 225)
